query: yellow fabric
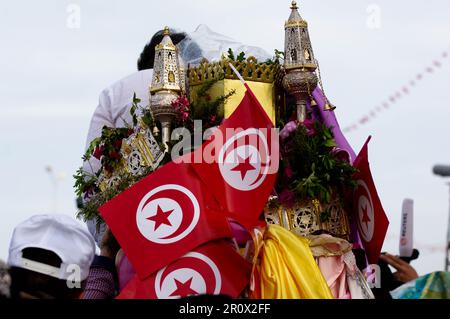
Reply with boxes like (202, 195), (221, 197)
(223, 80), (275, 124)
(259, 225), (334, 299)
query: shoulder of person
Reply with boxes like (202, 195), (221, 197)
(100, 69), (153, 105)
(108, 69), (153, 93)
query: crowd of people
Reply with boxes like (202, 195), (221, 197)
(0, 213), (422, 299)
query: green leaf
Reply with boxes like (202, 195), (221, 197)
(142, 112), (153, 128)
(132, 92), (141, 104)
(275, 49), (285, 58)
(130, 104), (138, 126)
(84, 137), (101, 160)
(324, 139), (336, 148)
(227, 48), (235, 61)
(236, 52), (246, 62)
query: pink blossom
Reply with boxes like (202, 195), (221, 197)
(208, 116), (216, 125)
(331, 147), (351, 163)
(93, 145), (104, 160)
(171, 95), (190, 122)
(303, 118), (316, 136)
(284, 165), (294, 179)
(280, 121), (298, 140)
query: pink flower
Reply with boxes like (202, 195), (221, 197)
(113, 140), (122, 150)
(280, 121), (298, 140)
(209, 115), (217, 124)
(303, 118), (316, 136)
(109, 151), (121, 160)
(331, 147), (351, 163)
(284, 165), (294, 179)
(179, 96), (189, 108)
(181, 112), (189, 121)
(93, 145), (104, 160)
(171, 95), (190, 122)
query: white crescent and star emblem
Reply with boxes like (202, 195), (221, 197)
(355, 180), (375, 242)
(218, 128), (270, 191)
(154, 252), (222, 299)
(136, 184), (200, 244)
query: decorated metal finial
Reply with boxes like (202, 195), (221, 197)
(291, 0), (298, 9)
(163, 26), (170, 36)
(282, 1), (319, 122)
(151, 27), (180, 94)
(284, 1), (315, 70)
(149, 26), (182, 148)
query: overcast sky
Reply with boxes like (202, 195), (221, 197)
(0, 0), (449, 275)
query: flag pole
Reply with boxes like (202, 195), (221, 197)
(228, 63), (246, 86)
(228, 63), (274, 125)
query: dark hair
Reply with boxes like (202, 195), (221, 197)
(137, 28), (187, 71)
(9, 248), (85, 299)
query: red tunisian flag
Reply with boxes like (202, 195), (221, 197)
(116, 240), (251, 299)
(99, 161), (232, 279)
(353, 136), (389, 264)
(188, 84), (279, 229)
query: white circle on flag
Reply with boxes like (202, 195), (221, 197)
(218, 128), (270, 191)
(136, 184), (200, 244)
(154, 252), (222, 299)
(356, 180), (375, 242)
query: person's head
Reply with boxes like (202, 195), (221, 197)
(137, 27), (188, 71)
(7, 214), (95, 299)
(137, 25), (272, 73)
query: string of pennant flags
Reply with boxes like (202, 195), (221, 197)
(343, 49), (450, 255)
(343, 49), (449, 133)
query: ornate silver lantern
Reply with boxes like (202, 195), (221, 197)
(149, 27), (183, 147)
(282, 1), (318, 122)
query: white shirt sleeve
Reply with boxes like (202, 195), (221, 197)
(82, 87), (114, 176)
(81, 70), (152, 245)
(82, 69), (153, 176)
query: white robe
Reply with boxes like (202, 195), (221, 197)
(83, 69), (153, 177)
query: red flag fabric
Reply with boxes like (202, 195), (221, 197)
(353, 136), (389, 264)
(189, 84), (278, 229)
(116, 241), (251, 299)
(99, 161), (232, 279)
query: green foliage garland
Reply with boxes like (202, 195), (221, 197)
(279, 121), (357, 207)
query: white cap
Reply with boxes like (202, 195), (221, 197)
(7, 214), (95, 281)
